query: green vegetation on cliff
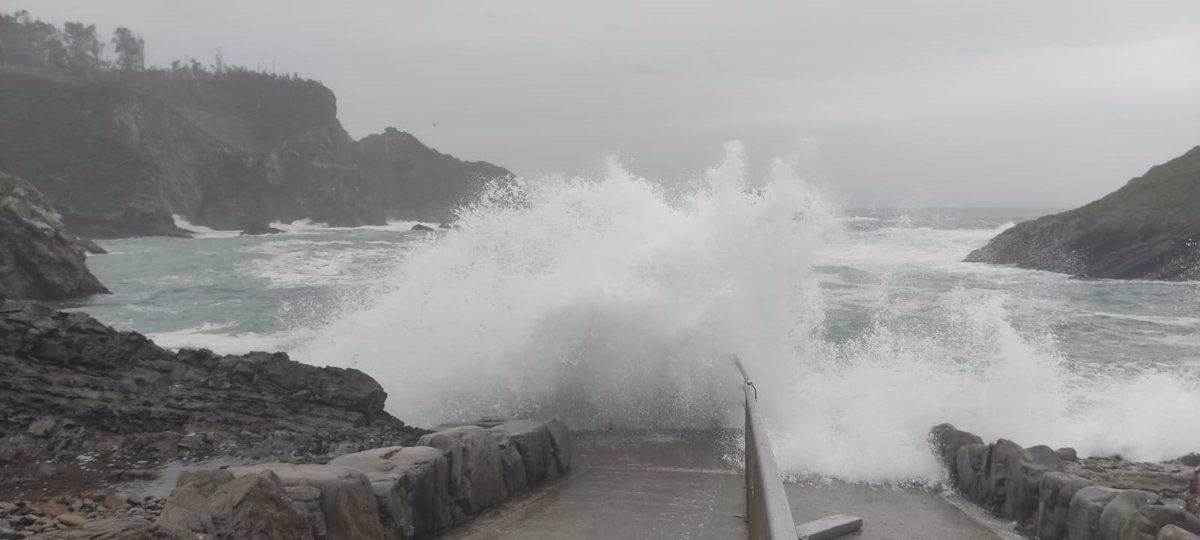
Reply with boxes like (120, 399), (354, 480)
(965, 146), (1200, 280)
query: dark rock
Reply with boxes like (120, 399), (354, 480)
(985, 438), (1024, 516)
(239, 223), (285, 235)
(1099, 490), (1158, 540)
(1175, 455), (1200, 468)
(0, 301), (426, 494)
(1007, 445), (1065, 532)
(1070, 485), (1122, 540)
(929, 424), (984, 478)
(358, 128), (513, 224)
(1059, 448), (1080, 462)
(410, 224), (435, 232)
(1038, 472), (1095, 540)
(1119, 505), (1200, 540)
(0, 173), (109, 301)
(965, 145), (1200, 280)
(27, 517), (182, 539)
(956, 443), (989, 502)
(1189, 468), (1199, 517)
(1158, 524), (1200, 540)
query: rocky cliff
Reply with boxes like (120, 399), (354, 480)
(965, 146), (1200, 280)
(0, 64), (511, 238)
(0, 172), (108, 300)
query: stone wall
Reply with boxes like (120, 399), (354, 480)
(929, 423), (1200, 540)
(145, 418), (571, 540)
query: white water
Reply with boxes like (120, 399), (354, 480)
(280, 141), (1200, 483)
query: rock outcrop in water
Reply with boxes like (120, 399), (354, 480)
(0, 64), (512, 238)
(965, 146), (1200, 280)
(0, 172), (109, 301)
(0, 300), (427, 498)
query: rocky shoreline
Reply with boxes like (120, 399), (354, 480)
(965, 145), (1200, 280)
(0, 300), (427, 500)
(929, 423), (1200, 540)
(0, 300), (575, 538)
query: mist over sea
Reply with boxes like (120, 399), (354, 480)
(60, 144), (1200, 484)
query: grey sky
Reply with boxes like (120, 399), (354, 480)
(7, 0), (1200, 207)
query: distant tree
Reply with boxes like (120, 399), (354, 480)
(214, 48), (224, 73)
(62, 21), (103, 72)
(111, 27), (144, 71)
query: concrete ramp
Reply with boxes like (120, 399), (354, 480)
(446, 430), (1000, 540)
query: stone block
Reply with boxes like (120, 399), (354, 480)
(1038, 472), (1094, 540)
(1007, 445), (1065, 531)
(157, 469), (312, 540)
(929, 424), (984, 483)
(1099, 490), (1157, 540)
(230, 463), (383, 540)
(1069, 485), (1121, 540)
(329, 445), (456, 538)
(1158, 524), (1200, 540)
(1120, 505), (1200, 540)
(418, 426), (506, 515)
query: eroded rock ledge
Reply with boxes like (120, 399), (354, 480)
(929, 423), (1200, 540)
(0, 300), (426, 498)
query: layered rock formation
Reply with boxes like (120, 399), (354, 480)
(965, 146), (1200, 280)
(0, 172), (108, 300)
(0, 300), (426, 497)
(0, 64), (512, 238)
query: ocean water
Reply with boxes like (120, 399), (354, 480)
(60, 142), (1200, 484)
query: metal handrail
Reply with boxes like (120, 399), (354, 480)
(734, 355), (799, 539)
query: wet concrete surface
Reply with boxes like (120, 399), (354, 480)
(446, 430), (1001, 540)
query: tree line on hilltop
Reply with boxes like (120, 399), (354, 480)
(0, 10), (316, 84)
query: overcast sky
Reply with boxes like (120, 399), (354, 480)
(7, 0), (1200, 207)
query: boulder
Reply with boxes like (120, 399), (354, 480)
(1070, 485), (1122, 540)
(1158, 525), (1200, 540)
(1038, 473), (1095, 540)
(985, 438), (1025, 516)
(1120, 505), (1200, 540)
(1099, 490), (1158, 540)
(1188, 468), (1199, 517)
(1007, 445), (1065, 531)
(157, 469), (312, 539)
(488, 420), (559, 487)
(27, 517), (182, 539)
(0, 172), (109, 300)
(328, 445), (457, 538)
(488, 429), (530, 498)
(240, 223), (285, 235)
(1058, 448), (1080, 462)
(928, 424), (984, 482)
(229, 463), (384, 540)
(546, 418), (573, 471)
(418, 426), (506, 515)
(410, 224), (435, 232)
(956, 443), (989, 503)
